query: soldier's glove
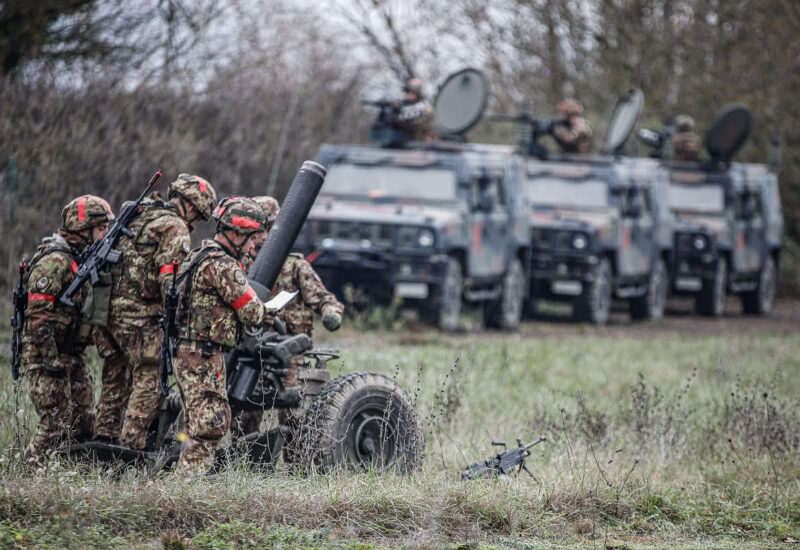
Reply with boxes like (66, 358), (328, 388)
(43, 358), (67, 378)
(323, 312), (342, 332)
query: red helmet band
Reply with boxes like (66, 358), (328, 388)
(231, 215), (261, 229)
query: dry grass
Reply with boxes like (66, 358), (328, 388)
(1, 326), (799, 548)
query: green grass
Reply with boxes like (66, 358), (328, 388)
(1, 323), (799, 548)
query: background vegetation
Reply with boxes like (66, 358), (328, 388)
(1, 0), (799, 292)
(1, 318), (799, 548)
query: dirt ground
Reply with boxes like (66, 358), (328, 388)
(521, 297), (800, 339)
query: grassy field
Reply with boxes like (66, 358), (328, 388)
(1, 317), (799, 549)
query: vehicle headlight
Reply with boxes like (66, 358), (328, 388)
(418, 229), (435, 247)
(572, 233), (588, 250)
(692, 235), (707, 251)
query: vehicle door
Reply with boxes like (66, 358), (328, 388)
(468, 169), (509, 278)
(617, 183), (655, 278)
(732, 186), (766, 274)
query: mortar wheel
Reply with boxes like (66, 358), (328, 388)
(294, 372), (424, 474)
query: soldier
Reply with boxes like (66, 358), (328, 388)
(394, 77), (437, 142)
(172, 197), (274, 475)
(672, 114), (702, 162)
(22, 195), (114, 463)
(93, 174), (217, 450)
(233, 195), (344, 436)
(552, 98), (593, 154)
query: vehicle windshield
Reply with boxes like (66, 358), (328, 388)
(526, 177), (609, 210)
(669, 183), (725, 214)
(322, 163), (458, 201)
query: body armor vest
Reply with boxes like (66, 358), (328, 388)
(176, 243), (242, 349)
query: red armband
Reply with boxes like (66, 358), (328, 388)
(230, 286), (256, 311)
(28, 293), (55, 303)
(159, 263), (177, 274)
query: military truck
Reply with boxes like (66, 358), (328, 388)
(295, 70), (531, 331)
(642, 105), (783, 316)
(519, 90), (674, 324)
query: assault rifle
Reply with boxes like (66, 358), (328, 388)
(59, 170), (163, 307)
(10, 260), (27, 380)
(362, 100), (405, 146)
(160, 260), (179, 395)
(488, 110), (568, 159)
(461, 435), (546, 481)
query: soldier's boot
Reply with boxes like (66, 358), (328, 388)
(119, 362), (162, 450)
(94, 351), (132, 440)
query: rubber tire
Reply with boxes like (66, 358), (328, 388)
(294, 372), (424, 474)
(695, 256), (727, 317)
(630, 258), (668, 321)
(433, 257), (462, 332)
(573, 258), (612, 325)
(741, 256), (776, 315)
(484, 258), (524, 330)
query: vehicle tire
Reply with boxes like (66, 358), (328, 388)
(630, 257), (668, 321)
(573, 257), (612, 325)
(741, 255), (776, 315)
(294, 372), (424, 474)
(695, 256), (727, 317)
(430, 257), (462, 332)
(485, 258), (524, 330)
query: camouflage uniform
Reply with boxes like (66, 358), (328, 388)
(553, 98), (593, 154)
(94, 175), (217, 449)
(396, 100), (436, 141)
(173, 197), (270, 475)
(22, 195), (113, 461)
(672, 114), (701, 162)
(395, 77), (436, 141)
(234, 196), (344, 436)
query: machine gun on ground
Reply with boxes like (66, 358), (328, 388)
(59, 170), (163, 307)
(462, 435), (546, 480)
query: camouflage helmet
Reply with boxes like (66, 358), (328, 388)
(674, 114), (695, 133)
(168, 173), (218, 221)
(251, 195), (280, 228)
(557, 98), (584, 116)
(61, 194), (115, 233)
(211, 196), (266, 235)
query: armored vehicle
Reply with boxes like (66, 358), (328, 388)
(643, 105), (783, 315)
(520, 90), (674, 324)
(295, 69), (531, 331)
(68, 162), (424, 474)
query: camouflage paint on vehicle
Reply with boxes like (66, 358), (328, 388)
(294, 143), (530, 330)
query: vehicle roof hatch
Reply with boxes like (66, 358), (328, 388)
(604, 88), (644, 155)
(434, 68), (489, 139)
(705, 103), (752, 163)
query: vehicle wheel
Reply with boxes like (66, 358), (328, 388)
(485, 258), (524, 330)
(741, 255), (776, 315)
(573, 258), (612, 325)
(695, 256), (727, 317)
(294, 372), (424, 474)
(630, 258), (668, 321)
(430, 257), (462, 332)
